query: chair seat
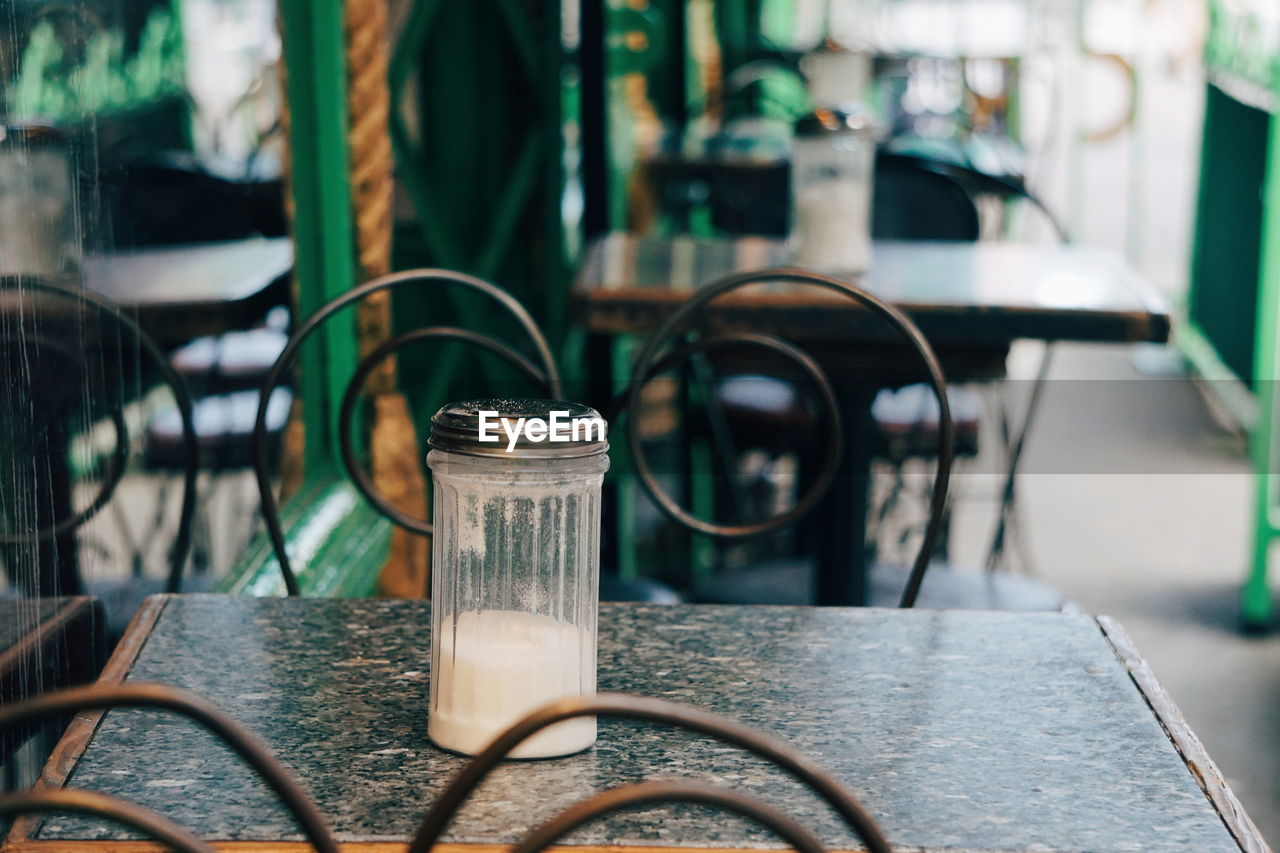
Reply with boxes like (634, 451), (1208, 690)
(715, 374), (816, 444)
(715, 376), (983, 459)
(145, 387), (291, 470)
(694, 558), (1071, 611)
(872, 382), (984, 459)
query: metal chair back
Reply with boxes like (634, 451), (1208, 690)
(616, 268), (954, 608)
(250, 269), (560, 595)
(0, 278), (197, 596)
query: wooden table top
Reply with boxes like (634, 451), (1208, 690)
(574, 234), (1171, 346)
(5, 595), (1264, 853)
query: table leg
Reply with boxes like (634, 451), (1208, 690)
(809, 384), (876, 606)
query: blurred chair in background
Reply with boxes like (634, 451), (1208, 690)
(0, 279), (197, 637)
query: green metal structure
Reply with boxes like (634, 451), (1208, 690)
(5, 5), (184, 123)
(225, 0), (803, 595)
(388, 0), (571, 420)
(221, 0), (386, 595)
(227, 0), (572, 595)
(1183, 0), (1280, 629)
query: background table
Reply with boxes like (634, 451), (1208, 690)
(83, 237), (293, 348)
(575, 234), (1172, 604)
(576, 234), (1171, 348)
(1, 238), (294, 350)
(6, 595), (1263, 852)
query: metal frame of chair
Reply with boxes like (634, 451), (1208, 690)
(250, 268), (560, 595)
(616, 268), (955, 609)
(874, 152), (1072, 573)
(0, 683), (893, 853)
(0, 278), (198, 596)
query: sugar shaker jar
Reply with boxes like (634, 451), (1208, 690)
(426, 399), (609, 758)
(790, 107), (877, 273)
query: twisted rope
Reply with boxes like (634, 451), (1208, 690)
(345, 0), (429, 596)
(345, 0), (396, 391)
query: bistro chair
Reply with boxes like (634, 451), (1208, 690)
(708, 151), (1067, 575)
(0, 279), (197, 619)
(873, 151), (1070, 572)
(871, 152), (982, 241)
(250, 269), (563, 596)
(251, 269), (679, 603)
(610, 268), (953, 608)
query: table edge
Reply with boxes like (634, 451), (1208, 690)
(6, 839), (1221, 853)
(573, 232), (1170, 318)
(4, 595), (170, 848)
(571, 236), (1171, 346)
(1096, 616), (1271, 853)
(5, 601), (1259, 853)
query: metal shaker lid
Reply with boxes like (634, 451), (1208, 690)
(794, 106), (877, 138)
(429, 398), (609, 459)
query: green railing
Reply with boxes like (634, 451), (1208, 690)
(1186, 0), (1280, 628)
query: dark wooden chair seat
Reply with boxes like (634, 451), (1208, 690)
(144, 388), (291, 471)
(716, 374), (984, 460)
(171, 327), (288, 393)
(714, 374), (819, 450)
(871, 382), (984, 460)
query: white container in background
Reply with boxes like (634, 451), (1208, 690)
(790, 108), (877, 273)
(0, 125), (79, 277)
(426, 399), (609, 758)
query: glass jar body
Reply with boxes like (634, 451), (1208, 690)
(426, 448), (608, 758)
(790, 133), (875, 273)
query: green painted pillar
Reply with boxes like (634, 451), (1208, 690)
(1244, 107), (1280, 629)
(277, 0), (360, 475)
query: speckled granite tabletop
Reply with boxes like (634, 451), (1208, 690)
(36, 596), (1240, 852)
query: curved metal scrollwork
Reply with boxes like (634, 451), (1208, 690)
(622, 268), (954, 608)
(511, 780), (826, 853)
(0, 683), (340, 853)
(0, 789), (216, 853)
(409, 692), (892, 853)
(252, 268), (560, 594)
(1, 685), (892, 853)
(338, 326), (555, 537)
(611, 329), (843, 541)
(0, 279), (197, 594)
